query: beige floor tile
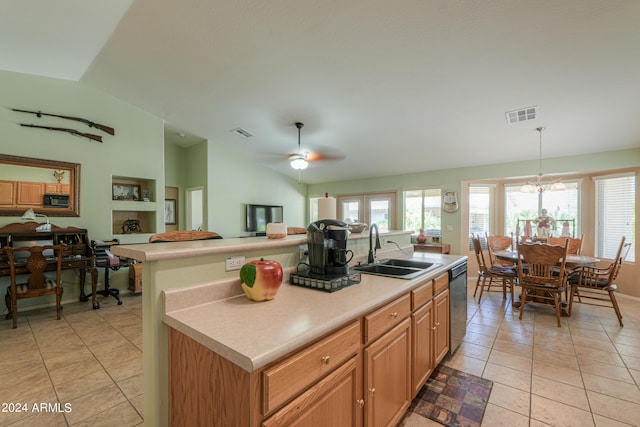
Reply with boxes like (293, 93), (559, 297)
(593, 414), (636, 426)
(532, 346), (580, 370)
(482, 362), (531, 392)
(48, 357), (104, 387)
(572, 335), (618, 354)
(462, 330), (496, 348)
(488, 382), (530, 416)
(531, 394), (595, 427)
(105, 357), (144, 383)
(54, 368), (116, 402)
(466, 322), (499, 337)
(63, 383), (128, 425)
(481, 403), (530, 426)
(578, 357), (635, 384)
(587, 390), (640, 425)
(67, 401), (142, 427)
(117, 372), (143, 400)
(2, 411), (68, 427)
(492, 338), (533, 358)
(397, 412), (441, 426)
(456, 341), (492, 361)
(532, 360), (584, 388)
(582, 372), (640, 404)
(531, 375), (590, 411)
(129, 393), (143, 418)
(442, 352), (486, 376)
(620, 353), (640, 371)
(575, 346), (625, 366)
(488, 348), (532, 373)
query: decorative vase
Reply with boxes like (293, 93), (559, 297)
(417, 229), (427, 244)
(240, 258), (283, 301)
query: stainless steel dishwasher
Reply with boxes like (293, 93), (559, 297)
(448, 261), (467, 355)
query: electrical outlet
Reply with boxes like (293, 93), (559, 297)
(225, 256), (245, 271)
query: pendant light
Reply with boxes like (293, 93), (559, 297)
(520, 127), (566, 193)
(290, 122), (308, 170)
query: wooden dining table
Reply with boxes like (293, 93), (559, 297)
(493, 250), (600, 268)
(493, 250), (600, 314)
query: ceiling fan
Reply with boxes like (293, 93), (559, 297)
(287, 122), (344, 170)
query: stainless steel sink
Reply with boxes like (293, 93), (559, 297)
(354, 258), (442, 279)
(377, 258), (437, 269)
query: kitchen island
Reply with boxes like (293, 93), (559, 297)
(161, 250), (466, 426)
(112, 230), (444, 426)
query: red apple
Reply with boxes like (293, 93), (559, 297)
(240, 258), (283, 301)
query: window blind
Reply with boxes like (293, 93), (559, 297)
(594, 174), (635, 262)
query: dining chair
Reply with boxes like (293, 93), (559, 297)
(486, 233), (515, 267)
(472, 235), (516, 303)
(517, 241), (569, 327)
(4, 244), (65, 329)
(567, 236), (631, 326)
(548, 234), (584, 255)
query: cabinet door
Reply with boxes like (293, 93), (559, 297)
(434, 289), (450, 364)
(411, 301), (433, 397)
(364, 318), (411, 427)
(0, 181), (16, 206)
(16, 182), (44, 205)
(263, 356), (362, 427)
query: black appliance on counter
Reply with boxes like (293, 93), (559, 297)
(448, 260), (468, 355)
(290, 219), (361, 292)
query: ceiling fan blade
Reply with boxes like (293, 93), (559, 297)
(306, 151), (345, 162)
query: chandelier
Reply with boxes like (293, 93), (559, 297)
(520, 127), (566, 193)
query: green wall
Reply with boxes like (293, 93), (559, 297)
(308, 148), (640, 255)
(205, 139), (308, 237)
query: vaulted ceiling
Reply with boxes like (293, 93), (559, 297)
(2, 0), (639, 183)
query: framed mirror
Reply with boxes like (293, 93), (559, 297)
(0, 154), (80, 217)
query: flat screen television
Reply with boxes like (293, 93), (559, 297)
(246, 204), (284, 235)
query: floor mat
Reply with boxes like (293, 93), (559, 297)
(409, 364), (493, 427)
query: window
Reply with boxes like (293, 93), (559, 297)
(309, 197), (320, 223)
(468, 185), (492, 249)
(336, 191), (397, 231)
(403, 189), (441, 235)
(504, 181), (580, 239)
(594, 174), (635, 262)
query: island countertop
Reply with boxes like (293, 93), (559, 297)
(162, 252), (467, 372)
(111, 229), (413, 262)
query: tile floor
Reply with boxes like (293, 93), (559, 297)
(2, 279), (640, 426)
(0, 293), (142, 427)
(402, 280), (640, 426)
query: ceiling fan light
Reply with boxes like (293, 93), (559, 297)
(290, 156), (308, 170)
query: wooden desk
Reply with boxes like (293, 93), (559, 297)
(0, 222), (99, 313)
(413, 243), (450, 254)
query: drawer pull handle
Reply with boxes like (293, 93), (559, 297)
(390, 311), (398, 318)
(432, 326), (437, 330)
(369, 387), (376, 396)
(357, 399), (364, 408)
(435, 322), (440, 326)
(321, 355), (331, 364)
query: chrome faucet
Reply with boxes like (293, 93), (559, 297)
(368, 223), (381, 264)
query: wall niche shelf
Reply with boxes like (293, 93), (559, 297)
(111, 176), (158, 243)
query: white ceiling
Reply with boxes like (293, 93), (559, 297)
(3, 0), (640, 184)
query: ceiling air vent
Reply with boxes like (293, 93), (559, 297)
(505, 106), (538, 124)
(230, 127), (254, 138)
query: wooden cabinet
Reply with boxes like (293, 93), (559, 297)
(16, 182), (44, 205)
(128, 262), (142, 293)
(0, 181), (16, 206)
(262, 321), (360, 416)
(44, 183), (70, 194)
(263, 356), (362, 427)
(411, 301), (433, 396)
(168, 269), (456, 427)
(364, 318), (411, 427)
(433, 289), (450, 365)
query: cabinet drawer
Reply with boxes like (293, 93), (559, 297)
(262, 320), (360, 415)
(411, 280), (433, 310)
(433, 272), (449, 295)
(364, 293), (411, 345)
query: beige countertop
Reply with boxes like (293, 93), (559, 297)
(163, 251), (466, 372)
(111, 229), (412, 262)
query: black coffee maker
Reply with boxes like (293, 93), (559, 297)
(307, 219), (354, 277)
